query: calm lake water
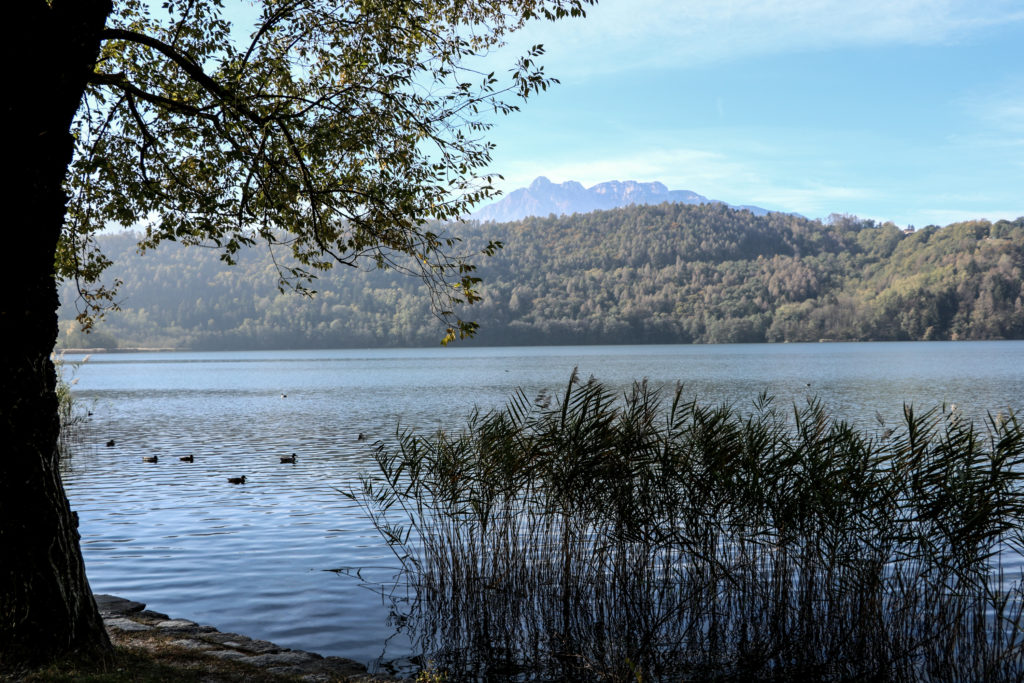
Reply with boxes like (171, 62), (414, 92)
(61, 341), (1024, 674)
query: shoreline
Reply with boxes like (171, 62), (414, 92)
(95, 594), (393, 682)
(57, 348), (177, 354)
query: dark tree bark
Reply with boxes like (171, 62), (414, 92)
(1, 0), (115, 670)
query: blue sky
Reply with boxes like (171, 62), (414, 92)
(472, 0), (1024, 226)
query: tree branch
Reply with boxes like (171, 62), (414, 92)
(240, 0), (303, 70)
(101, 27), (267, 125)
(89, 71), (217, 120)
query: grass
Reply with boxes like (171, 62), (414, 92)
(351, 371), (1024, 681)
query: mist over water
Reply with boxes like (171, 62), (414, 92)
(61, 341), (1024, 671)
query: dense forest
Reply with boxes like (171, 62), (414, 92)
(56, 203), (1024, 349)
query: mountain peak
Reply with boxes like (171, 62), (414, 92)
(473, 177), (771, 222)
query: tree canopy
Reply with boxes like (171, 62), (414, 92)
(1, 0), (592, 670)
(57, 207), (1024, 349)
(61, 0), (593, 341)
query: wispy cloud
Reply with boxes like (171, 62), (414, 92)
(507, 0), (1024, 76)
(916, 207), (1024, 225)
(965, 88), (1024, 137)
(497, 148), (741, 190)
(493, 146), (875, 218)
(489, 141), (1024, 225)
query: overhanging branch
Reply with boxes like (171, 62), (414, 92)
(100, 27), (267, 126)
(89, 71), (217, 120)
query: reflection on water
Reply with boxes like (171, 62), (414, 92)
(62, 341), (1024, 671)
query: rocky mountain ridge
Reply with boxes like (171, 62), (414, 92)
(473, 176), (770, 222)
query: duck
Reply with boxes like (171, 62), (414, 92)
(142, 455), (158, 463)
(227, 475), (247, 485)
(106, 439), (116, 447)
(280, 453), (297, 464)
(356, 433), (366, 441)
(179, 454), (194, 462)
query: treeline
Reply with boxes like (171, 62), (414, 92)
(56, 203), (1024, 349)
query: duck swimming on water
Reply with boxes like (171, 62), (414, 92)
(142, 455), (158, 463)
(227, 475), (247, 485)
(180, 454), (194, 462)
(280, 453), (297, 464)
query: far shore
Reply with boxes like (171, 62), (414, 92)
(56, 347), (177, 354)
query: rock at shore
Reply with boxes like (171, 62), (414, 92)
(94, 593), (391, 682)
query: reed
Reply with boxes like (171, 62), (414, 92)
(351, 372), (1024, 681)
(53, 352), (91, 460)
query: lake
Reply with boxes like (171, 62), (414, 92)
(61, 341), (1024, 674)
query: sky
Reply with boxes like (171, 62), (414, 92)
(469, 0), (1024, 227)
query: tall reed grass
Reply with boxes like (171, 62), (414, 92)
(351, 371), (1024, 681)
(53, 352), (91, 460)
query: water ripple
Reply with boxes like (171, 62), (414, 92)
(63, 342), (1024, 669)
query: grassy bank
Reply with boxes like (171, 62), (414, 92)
(353, 372), (1024, 681)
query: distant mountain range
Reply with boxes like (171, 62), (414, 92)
(472, 176), (772, 222)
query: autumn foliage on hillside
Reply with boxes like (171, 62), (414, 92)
(58, 204), (1024, 349)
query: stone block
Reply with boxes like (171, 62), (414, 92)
(94, 594), (145, 615)
(245, 651), (320, 668)
(104, 617), (153, 632)
(204, 649), (249, 662)
(168, 638), (217, 651)
(155, 619), (199, 631)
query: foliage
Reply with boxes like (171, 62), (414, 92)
(59, 0), (595, 342)
(5, 0), (592, 670)
(351, 375), (1024, 681)
(57, 207), (1024, 349)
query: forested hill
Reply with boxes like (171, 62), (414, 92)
(56, 203), (1024, 350)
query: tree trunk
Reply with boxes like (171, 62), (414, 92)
(1, 0), (114, 670)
